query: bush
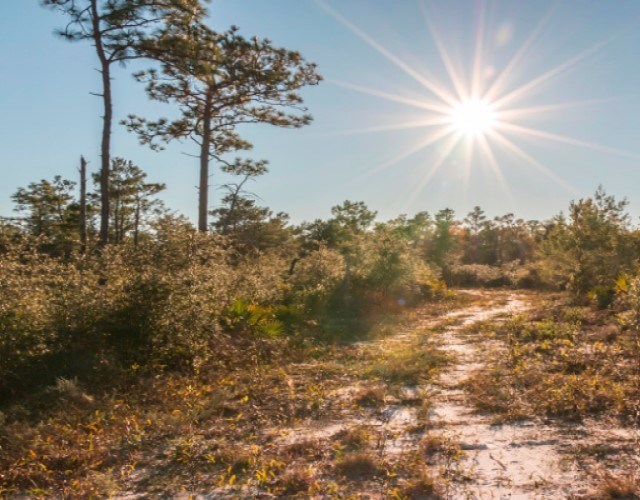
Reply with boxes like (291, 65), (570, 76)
(286, 247), (345, 317)
(0, 229), (293, 398)
(0, 209), (454, 399)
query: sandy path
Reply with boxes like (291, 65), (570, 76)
(430, 293), (639, 499)
(428, 293), (587, 498)
(253, 291), (639, 498)
(117, 291), (639, 498)
(274, 291), (587, 497)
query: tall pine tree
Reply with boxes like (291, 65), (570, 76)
(125, 20), (321, 231)
(42, 0), (204, 245)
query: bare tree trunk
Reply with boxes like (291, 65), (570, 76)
(225, 184), (242, 235)
(198, 137), (209, 232)
(198, 94), (213, 232)
(134, 197), (141, 247)
(99, 62), (112, 246)
(114, 194), (120, 244)
(79, 155), (88, 253)
(91, 0), (112, 247)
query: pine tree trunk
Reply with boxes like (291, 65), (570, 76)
(198, 94), (213, 232)
(91, 0), (112, 247)
(198, 138), (209, 232)
(134, 199), (141, 247)
(99, 63), (112, 246)
(79, 155), (87, 253)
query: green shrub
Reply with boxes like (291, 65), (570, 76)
(220, 299), (284, 338)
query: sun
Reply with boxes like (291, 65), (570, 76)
(450, 99), (496, 137)
(318, 0), (640, 204)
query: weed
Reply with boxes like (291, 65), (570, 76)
(278, 466), (317, 495)
(354, 386), (386, 407)
(399, 469), (444, 499)
(332, 426), (370, 450)
(366, 345), (448, 386)
(50, 377), (94, 405)
(463, 296), (640, 422)
(420, 434), (464, 470)
(591, 472), (639, 499)
(420, 435), (448, 456)
(283, 439), (324, 459)
(334, 453), (386, 481)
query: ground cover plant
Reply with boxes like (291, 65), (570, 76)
(464, 291), (640, 423)
(461, 288), (640, 498)
(0, 280), (466, 497)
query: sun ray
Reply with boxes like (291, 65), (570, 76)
(497, 122), (640, 160)
(363, 126), (456, 178)
(492, 37), (615, 110)
(489, 129), (577, 194)
(494, 97), (622, 122)
(476, 134), (515, 208)
(419, 2), (469, 100)
(490, 11), (640, 107)
(401, 132), (464, 211)
(315, 0), (458, 105)
(330, 79), (452, 114)
(470, 0), (487, 99)
(483, 3), (559, 102)
(324, 117), (454, 137)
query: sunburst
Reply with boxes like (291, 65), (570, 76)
(450, 99), (496, 137)
(316, 0), (640, 206)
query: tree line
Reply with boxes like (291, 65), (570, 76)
(4, 164), (639, 303)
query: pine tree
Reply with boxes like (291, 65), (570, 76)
(125, 20), (321, 231)
(42, 0), (203, 245)
(91, 158), (166, 244)
(12, 176), (81, 254)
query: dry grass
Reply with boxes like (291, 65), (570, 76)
(353, 386), (386, 407)
(420, 434), (449, 456)
(590, 473), (640, 499)
(399, 469), (445, 499)
(283, 438), (325, 459)
(334, 453), (386, 481)
(277, 466), (318, 496)
(332, 426), (371, 449)
(463, 295), (640, 422)
(366, 344), (448, 386)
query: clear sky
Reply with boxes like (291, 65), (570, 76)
(2, 0), (640, 224)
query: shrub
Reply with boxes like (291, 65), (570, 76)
(0, 229), (292, 398)
(220, 299), (284, 338)
(334, 453), (385, 480)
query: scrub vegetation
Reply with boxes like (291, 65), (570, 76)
(1, 0), (639, 497)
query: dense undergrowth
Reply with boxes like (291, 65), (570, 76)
(0, 217), (453, 496)
(0, 222), (441, 399)
(0, 274), (461, 497)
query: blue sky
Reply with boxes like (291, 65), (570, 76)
(2, 0), (640, 223)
